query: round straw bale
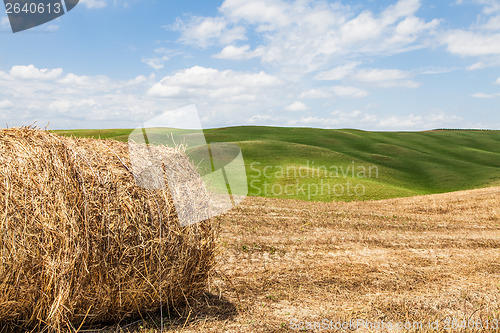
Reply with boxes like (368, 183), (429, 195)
(0, 128), (217, 331)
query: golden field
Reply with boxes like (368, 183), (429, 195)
(112, 186), (500, 333)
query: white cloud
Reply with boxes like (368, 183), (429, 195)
(214, 45), (249, 59)
(219, 0), (291, 28)
(299, 85), (368, 99)
(467, 61), (488, 70)
(341, 11), (382, 44)
(148, 66), (282, 104)
(49, 99), (98, 113)
(482, 15), (500, 30)
(8, 65), (63, 81)
(496, 77), (500, 84)
(477, 0), (500, 14)
(316, 66), (420, 88)
(380, 0), (421, 25)
(213, 45), (263, 60)
(315, 62), (361, 80)
(300, 88), (333, 99)
(80, 0), (107, 9)
(0, 63), (480, 131)
(0, 99), (14, 109)
(331, 85), (369, 98)
(172, 16), (246, 48)
(285, 101), (308, 111)
(441, 1), (500, 60)
(172, 0), (439, 74)
(142, 48), (174, 70)
(181, 17), (225, 47)
(443, 30), (500, 56)
(142, 59), (165, 70)
(388, 16), (440, 45)
(354, 68), (410, 82)
(0, 65), (294, 129)
(0, 65), (163, 129)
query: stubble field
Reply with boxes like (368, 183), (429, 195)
(114, 186), (500, 332)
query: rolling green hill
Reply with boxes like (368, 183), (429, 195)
(54, 127), (500, 201)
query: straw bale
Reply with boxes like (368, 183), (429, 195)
(0, 127), (217, 331)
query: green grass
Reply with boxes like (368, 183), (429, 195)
(53, 126), (500, 202)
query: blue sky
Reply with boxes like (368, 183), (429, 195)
(0, 0), (499, 130)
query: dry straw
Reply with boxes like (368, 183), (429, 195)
(0, 127), (217, 331)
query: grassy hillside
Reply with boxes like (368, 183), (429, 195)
(54, 127), (500, 201)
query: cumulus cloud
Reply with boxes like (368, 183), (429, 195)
(213, 45), (264, 60)
(340, 11), (382, 44)
(285, 101), (308, 111)
(0, 65), (164, 129)
(148, 66), (282, 102)
(171, 16), (246, 48)
(0, 63), (480, 130)
(8, 65), (63, 81)
(441, 1), (500, 59)
(220, 0), (291, 28)
(443, 30), (500, 56)
(0, 64), (366, 129)
(171, 0), (439, 74)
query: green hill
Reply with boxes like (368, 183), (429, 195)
(54, 127), (500, 201)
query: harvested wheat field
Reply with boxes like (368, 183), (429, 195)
(122, 186), (500, 332)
